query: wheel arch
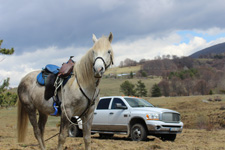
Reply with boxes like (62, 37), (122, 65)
(128, 117), (148, 136)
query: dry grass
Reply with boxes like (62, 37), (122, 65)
(146, 95), (225, 130)
(1, 95), (225, 149)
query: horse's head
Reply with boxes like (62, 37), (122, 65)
(92, 32), (114, 78)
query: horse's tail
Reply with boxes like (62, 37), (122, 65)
(17, 100), (28, 143)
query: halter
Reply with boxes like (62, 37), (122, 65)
(93, 54), (113, 72)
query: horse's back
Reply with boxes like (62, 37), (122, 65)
(18, 70), (41, 104)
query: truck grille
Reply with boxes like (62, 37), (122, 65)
(162, 113), (180, 123)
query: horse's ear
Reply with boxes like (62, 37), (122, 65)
(108, 32), (113, 43)
(92, 34), (98, 43)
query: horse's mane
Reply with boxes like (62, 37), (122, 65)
(74, 49), (95, 88)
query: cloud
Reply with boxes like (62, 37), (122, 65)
(1, 0), (225, 54)
(0, 46), (87, 87)
(112, 30), (225, 65)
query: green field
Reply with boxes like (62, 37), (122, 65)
(99, 77), (161, 96)
(105, 65), (141, 75)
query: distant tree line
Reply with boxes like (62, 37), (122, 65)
(199, 52), (225, 59)
(119, 54), (225, 96)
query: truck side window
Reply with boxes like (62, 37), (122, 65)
(111, 98), (126, 109)
(96, 98), (111, 109)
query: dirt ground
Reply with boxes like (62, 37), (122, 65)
(0, 107), (225, 150)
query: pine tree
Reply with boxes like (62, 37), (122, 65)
(0, 40), (14, 55)
(135, 80), (147, 97)
(120, 80), (136, 96)
(0, 40), (15, 107)
(151, 84), (162, 97)
(0, 40), (14, 91)
(130, 71), (134, 78)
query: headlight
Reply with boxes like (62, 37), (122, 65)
(146, 113), (159, 120)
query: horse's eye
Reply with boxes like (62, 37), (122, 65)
(108, 50), (111, 54)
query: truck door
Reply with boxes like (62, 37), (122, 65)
(108, 98), (129, 132)
(92, 98), (112, 131)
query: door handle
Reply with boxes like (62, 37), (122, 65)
(109, 112), (114, 115)
(94, 112), (97, 115)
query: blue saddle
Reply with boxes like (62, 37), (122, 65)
(44, 64), (60, 74)
(37, 64), (60, 85)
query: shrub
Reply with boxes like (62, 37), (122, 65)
(135, 80), (147, 97)
(151, 84), (162, 97)
(120, 80), (136, 96)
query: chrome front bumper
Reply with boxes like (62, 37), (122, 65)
(146, 121), (183, 134)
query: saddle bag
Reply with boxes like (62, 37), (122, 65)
(58, 56), (75, 78)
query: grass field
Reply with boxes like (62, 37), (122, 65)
(0, 95), (225, 150)
(105, 65), (141, 75)
(99, 77), (161, 96)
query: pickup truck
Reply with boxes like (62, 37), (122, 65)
(68, 96), (183, 141)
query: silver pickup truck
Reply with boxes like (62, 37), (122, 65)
(69, 96), (183, 141)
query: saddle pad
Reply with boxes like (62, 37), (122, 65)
(45, 64), (60, 74)
(37, 72), (45, 85)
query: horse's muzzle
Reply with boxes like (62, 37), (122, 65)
(94, 66), (104, 78)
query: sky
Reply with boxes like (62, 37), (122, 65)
(1, 0), (225, 87)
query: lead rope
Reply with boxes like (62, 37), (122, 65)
(61, 78), (99, 126)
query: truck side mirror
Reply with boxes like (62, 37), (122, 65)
(116, 103), (127, 109)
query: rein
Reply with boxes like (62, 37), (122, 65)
(75, 73), (100, 119)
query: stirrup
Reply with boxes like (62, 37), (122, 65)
(51, 102), (59, 116)
(51, 102), (58, 116)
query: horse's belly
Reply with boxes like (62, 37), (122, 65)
(35, 98), (55, 115)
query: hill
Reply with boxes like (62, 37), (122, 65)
(189, 42), (225, 58)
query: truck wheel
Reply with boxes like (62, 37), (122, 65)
(68, 124), (83, 137)
(161, 134), (176, 141)
(131, 123), (147, 141)
(99, 133), (114, 139)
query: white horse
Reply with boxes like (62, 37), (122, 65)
(17, 33), (114, 150)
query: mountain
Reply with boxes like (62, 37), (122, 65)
(189, 42), (225, 58)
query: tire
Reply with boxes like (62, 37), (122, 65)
(161, 134), (176, 141)
(130, 123), (147, 141)
(68, 124), (82, 137)
(99, 133), (114, 139)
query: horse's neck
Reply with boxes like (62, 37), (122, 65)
(74, 50), (96, 89)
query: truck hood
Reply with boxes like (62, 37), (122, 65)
(131, 107), (179, 114)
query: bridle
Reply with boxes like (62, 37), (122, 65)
(93, 53), (113, 73)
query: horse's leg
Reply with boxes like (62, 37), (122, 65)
(38, 111), (48, 147)
(82, 106), (95, 150)
(57, 113), (70, 150)
(28, 110), (46, 150)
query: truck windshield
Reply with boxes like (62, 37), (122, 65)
(124, 98), (154, 107)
